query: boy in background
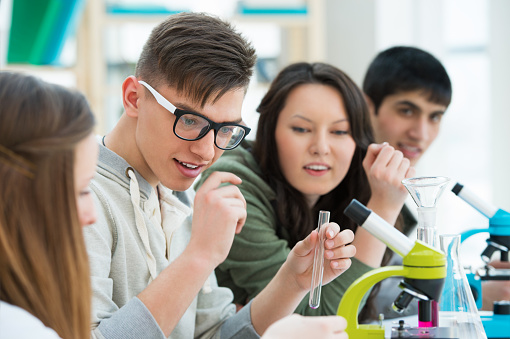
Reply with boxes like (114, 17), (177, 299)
(364, 45), (509, 319)
(362, 45), (452, 320)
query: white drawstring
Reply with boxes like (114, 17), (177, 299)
(157, 186), (214, 293)
(158, 185), (191, 259)
(126, 169), (210, 293)
(127, 169), (158, 283)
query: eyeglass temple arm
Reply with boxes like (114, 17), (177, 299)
(138, 80), (177, 114)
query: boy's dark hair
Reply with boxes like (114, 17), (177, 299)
(363, 46), (452, 113)
(135, 12), (256, 107)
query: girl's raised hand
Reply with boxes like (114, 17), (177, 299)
(284, 222), (355, 292)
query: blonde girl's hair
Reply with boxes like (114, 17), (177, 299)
(0, 72), (95, 339)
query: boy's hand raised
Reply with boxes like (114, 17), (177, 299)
(363, 142), (415, 210)
(189, 171), (247, 267)
(354, 142), (415, 267)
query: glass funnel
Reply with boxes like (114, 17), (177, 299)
(402, 176), (450, 327)
(402, 176), (450, 247)
(438, 234), (487, 338)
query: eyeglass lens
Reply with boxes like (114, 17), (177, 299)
(175, 113), (245, 149)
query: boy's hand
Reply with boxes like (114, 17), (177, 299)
(363, 142), (415, 210)
(284, 222), (355, 291)
(189, 171), (247, 267)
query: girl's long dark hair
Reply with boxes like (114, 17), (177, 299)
(253, 62), (373, 245)
(253, 62), (403, 322)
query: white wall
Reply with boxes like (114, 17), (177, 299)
(325, 0), (376, 84)
(324, 0), (510, 266)
(490, 0), (510, 209)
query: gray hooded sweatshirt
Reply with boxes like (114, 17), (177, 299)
(84, 143), (259, 339)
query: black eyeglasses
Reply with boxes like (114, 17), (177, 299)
(139, 80), (250, 150)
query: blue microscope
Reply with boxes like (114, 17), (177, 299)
(451, 183), (510, 339)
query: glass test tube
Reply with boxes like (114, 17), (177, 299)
(309, 210), (330, 309)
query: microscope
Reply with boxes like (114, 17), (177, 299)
(451, 183), (510, 339)
(338, 199), (456, 338)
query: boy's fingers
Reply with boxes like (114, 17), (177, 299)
(363, 142), (388, 165)
(198, 171), (242, 192)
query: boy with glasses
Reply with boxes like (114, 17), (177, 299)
(137, 80), (250, 151)
(84, 12), (354, 339)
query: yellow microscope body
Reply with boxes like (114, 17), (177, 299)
(337, 241), (446, 338)
(338, 199), (447, 338)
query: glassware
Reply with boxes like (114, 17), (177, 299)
(309, 210), (330, 309)
(402, 176), (450, 327)
(438, 234), (487, 339)
(402, 176), (450, 247)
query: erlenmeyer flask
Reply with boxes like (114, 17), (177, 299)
(439, 234), (487, 339)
